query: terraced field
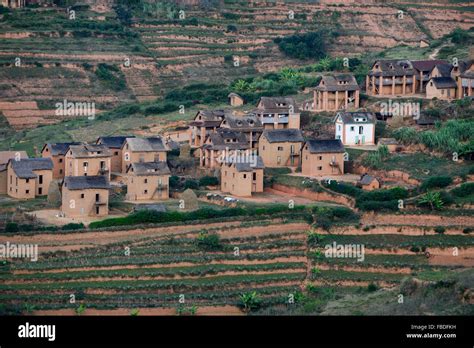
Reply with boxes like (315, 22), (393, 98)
(0, 0), (472, 129)
(0, 212), (473, 315)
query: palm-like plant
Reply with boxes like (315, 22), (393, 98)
(418, 191), (444, 210)
(239, 291), (261, 313)
(233, 79), (249, 92)
(75, 304), (86, 315)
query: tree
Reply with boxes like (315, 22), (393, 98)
(418, 191), (444, 210)
(275, 31), (327, 60)
(239, 291), (261, 313)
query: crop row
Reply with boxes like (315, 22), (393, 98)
(0, 272), (307, 292)
(0, 285), (301, 311)
(312, 270), (406, 283)
(44, 239), (306, 260)
(4, 262), (306, 281)
(12, 250), (307, 271)
(309, 234), (474, 248)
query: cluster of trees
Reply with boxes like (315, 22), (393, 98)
(274, 31), (327, 60)
(95, 63), (127, 92)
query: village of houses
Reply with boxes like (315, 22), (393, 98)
(0, 58), (473, 225)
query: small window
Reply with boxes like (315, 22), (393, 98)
(83, 162), (88, 167)
(317, 166), (322, 170)
(81, 193), (85, 199)
(277, 146), (283, 151)
(59, 158), (63, 163)
(144, 178), (148, 184)
(26, 178), (29, 183)
(253, 173), (257, 180)
(26, 189), (29, 194)
(114, 151), (119, 156)
(243, 174), (247, 179)
(350, 126), (355, 131)
(38, 187), (42, 195)
(144, 190), (148, 194)
(318, 156), (322, 160)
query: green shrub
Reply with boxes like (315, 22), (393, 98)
(367, 283), (378, 292)
(358, 200), (399, 212)
(325, 181), (361, 197)
(462, 227), (473, 234)
(434, 226), (446, 234)
(420, 176), (453, 191)
(61, 223), (85, 231)
(169, 176), (180, 189)
(5, 222), (19, 233)
(89, 205), (303, 229)
(195, 231), (222, 251)
(184, 179), (199, 190)
(357, 187), (408, 202)
(312, 206), (359, 230)
(199, 176), (219, 187)
(451, 183), (474, 197)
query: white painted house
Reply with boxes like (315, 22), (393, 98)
(334, 112), (376, 146)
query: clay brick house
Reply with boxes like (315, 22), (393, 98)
(164, 126), (190, 144)
(426, 77), (458, 100)
(429, 62), (453, 80)
(0, 151), (28, 194)
(42, 142), (81, 179)
(121, 137), (169, 173)
(126, 161), (171, 201)
(357, 174), (380, 191)
(1, 0), (25, 8)
(7, 158), (53, 199)
(61, 176), (110, 218)
(253, 97), (300, 130)
(189, 110), (227, 148)
(96, 136), (134, 174)
(313, 74), (360, 111)
(301, 139), (344, 177)
(65, 144), (112, 179)
(366, 60), (416, 96)
(228, 92), (244, 107)
(411, 60), (447, 93)
(334, 112), (376, 146)
(219, 114), (263, 150)
(258, 129), (304, 168)
(221, 156), (264, 197)
(457, 60), (474, 98)
(200, 129), (250, 169)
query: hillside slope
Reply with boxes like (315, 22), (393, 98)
(0, 0), (472, 130)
